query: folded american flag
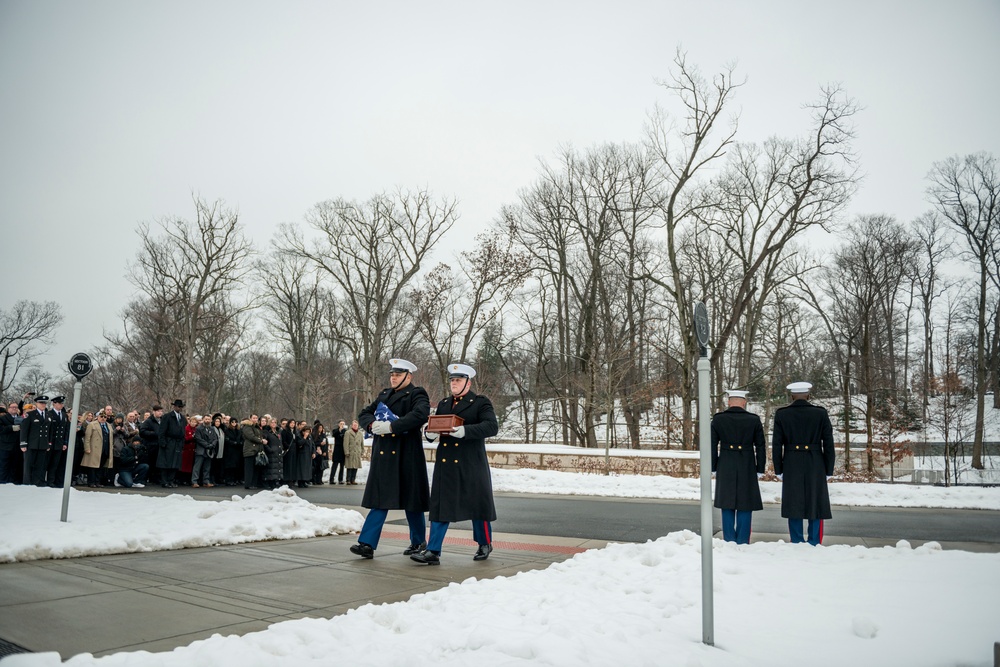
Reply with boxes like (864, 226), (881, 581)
(375, 402), (398, 422)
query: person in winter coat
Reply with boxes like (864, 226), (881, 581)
(311, 422), (328, 484)
(772, 381), (836, 546)
(710, 389), (766, 544)
(223, 416), (244, 485)
(139, 405), (163, 484)
(261, 419), (284, 489)
(330, 420), (347, 484)
(411, 363), (499, 565)
(157, 400), (187, 488)
(81, 412), (114, 487)
(343, 420), (364, 485)
(241, 414), (265, 490)
(350, 358), (430, 560)
(294, 421), (313, 488)
(192, 414), (218, 488)
(280, 418), (296, 485)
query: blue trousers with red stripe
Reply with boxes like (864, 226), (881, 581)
(358, 508), (426, 550)
(788, 518), (823, 546)
(426, 519), (492, 554)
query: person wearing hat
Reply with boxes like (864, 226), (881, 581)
(0, 401), (22, 484)
(19, 394), (53, 486)
(45, 396), (71, 487)
(351, 358), (431, 559)
(411, 363), (499, 565)
(710, 389), (766, 544)
(772, 382), (836, 545)
(157, 399), (187, 488)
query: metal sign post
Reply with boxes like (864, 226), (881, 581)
(61, 353), (93, 522)
(693, 302), (714, 647)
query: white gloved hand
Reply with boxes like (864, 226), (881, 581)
(425, 430), (439, 442)
(757, 473), (764, 479)
(371, 421), (392, 436)
(451, 425), (466, 439)
(826, 476), (833, 482)
(776, 474), (783, 481)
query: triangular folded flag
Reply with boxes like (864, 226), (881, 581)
(375, 402), (399, 422)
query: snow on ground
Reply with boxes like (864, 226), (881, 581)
(0, 485), (363, 564)
(5, 532), (998, 667)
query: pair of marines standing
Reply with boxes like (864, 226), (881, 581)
(712, 381), (836, 546)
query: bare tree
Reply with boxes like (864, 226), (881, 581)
(927, 152), (1000, 469)
(130, 196), (255, 407)
(0, 300), (63, 394)
(644, 51), (742, 448)
(286, 188), (458, 399)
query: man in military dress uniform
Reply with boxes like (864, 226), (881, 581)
(45, 396), (71, 487)
(710, 389), (766, 544)
(350, 358), (431, 559)
(772, 381), (836, 545)
(412, 363), (499, 565)
(20, 395), (52, 486)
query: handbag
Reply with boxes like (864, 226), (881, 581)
(255, 450), (268, 466)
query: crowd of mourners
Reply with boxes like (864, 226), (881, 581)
(0, 393), (365, 491)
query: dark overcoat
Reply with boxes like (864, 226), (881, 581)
(358, 383), (430, 512)
(331, 427), (347, 464)
(428, 391), (499, 523)
(711, 406), (766, 511)
(261, 428), (284, 482)
(294, 431), (313, 481)
(157, 410), (186, 469)
(281, 426), (297, 481)
(19, 408), (51, 451)
(772, 399), (836, 520)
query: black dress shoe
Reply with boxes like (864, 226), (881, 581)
(403, 541), (427, 556)
(350, 542), (374, 559)
(473, 544), (493, 561)
(410, 550), (440, 565)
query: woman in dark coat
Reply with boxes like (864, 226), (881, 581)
(294, 422), (314, 487)
(311, 423), (328, 484)
(261, 419), (284, 489)
(223, 416), (244, 485)
(411, 363), (498, 565)
(280, 418), (296, 485)
(330, 420), (347, 484)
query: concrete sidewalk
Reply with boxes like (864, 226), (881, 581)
(0, 513), (607, 660)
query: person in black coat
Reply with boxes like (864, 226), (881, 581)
(710, 389), (766, 544)
(223, 416), (244, 485)
(0, 401), (21, 484)
(45, 396), (72, 487)
(157, 399), (187, 488)
(329, 420), (347, 484)
(294, 422), (314, 487)
(260, 421), (284, 489)
(139, 405), (164, 484)
(411, 363), (499, 565)
(19, 395), (52, 486)
(772, 381), (836, 545)
(350, 358), (430, 559)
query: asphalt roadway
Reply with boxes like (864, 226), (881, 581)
(0, 483), (997, 661)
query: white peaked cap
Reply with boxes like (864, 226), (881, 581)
(448, 363), (476, 379)
(786, 381), (813, 393)
(389, 358), (417, 373)
(725, 389), (748, 399)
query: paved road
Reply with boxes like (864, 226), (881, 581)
(147, 483), (1000, 546)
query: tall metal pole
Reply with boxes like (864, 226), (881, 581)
(60, 380), (83, 522)
(697, 350), (714, 646)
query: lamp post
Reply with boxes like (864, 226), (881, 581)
(61, 353), (92, 522)
(693, 302), (714, 646)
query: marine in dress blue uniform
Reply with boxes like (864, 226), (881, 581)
(711, 389), (766, 544)
(411, 363), (499, 565)
(20, 395), (52, 487)
(771, 381), (836, 545)
(351, 358), (431, 559)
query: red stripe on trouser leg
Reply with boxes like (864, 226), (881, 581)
(484, 521), (492, 545)
(818, 519), (823, 544)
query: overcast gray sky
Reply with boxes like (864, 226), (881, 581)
(2, 0), (998, 383)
